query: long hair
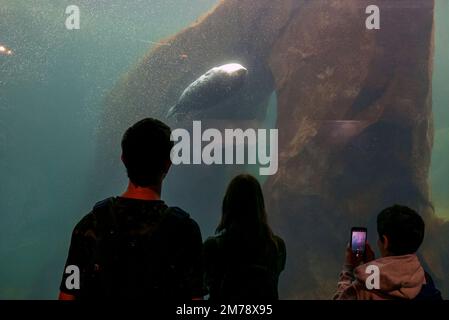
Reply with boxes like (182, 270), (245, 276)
(217, 174), (273, 242)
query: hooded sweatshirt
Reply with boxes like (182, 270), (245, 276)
(333, 254), (426, 300)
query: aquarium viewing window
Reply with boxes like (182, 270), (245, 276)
(0, 0), (448, 311)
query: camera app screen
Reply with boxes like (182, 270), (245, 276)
(352, 231), (366, 254)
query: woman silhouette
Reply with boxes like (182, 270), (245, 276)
(204, 174), (286, 301)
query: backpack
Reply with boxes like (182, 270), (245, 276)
(214, 235), (279, 301)
(81, 197), (191, 299)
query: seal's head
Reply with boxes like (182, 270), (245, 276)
(217, 63), (248, 79)
(166, 62), (249, 120)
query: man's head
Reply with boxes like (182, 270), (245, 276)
(121, 118), (173, 188)
(377, 205), (425, 257)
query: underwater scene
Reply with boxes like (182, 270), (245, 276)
(0, 0), (448, 299)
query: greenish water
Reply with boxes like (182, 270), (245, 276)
(0, 0), (220, 300)
(0, 0), (447, 299)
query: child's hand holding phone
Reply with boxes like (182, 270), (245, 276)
(344, 227), (376, 268)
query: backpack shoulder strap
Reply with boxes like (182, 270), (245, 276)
(92, 197), (119, 236)
(158, 206), (191, 235)
(163, 206), (190, 220)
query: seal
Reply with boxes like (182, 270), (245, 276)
(166, 63), (248, 119)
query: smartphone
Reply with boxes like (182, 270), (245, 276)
(350, 227), (367, 256)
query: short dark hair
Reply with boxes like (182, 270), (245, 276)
(121, 118), (173, 187)
(377, 205), (425, 255)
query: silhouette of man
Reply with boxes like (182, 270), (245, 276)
(59, 118), (204, 300)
